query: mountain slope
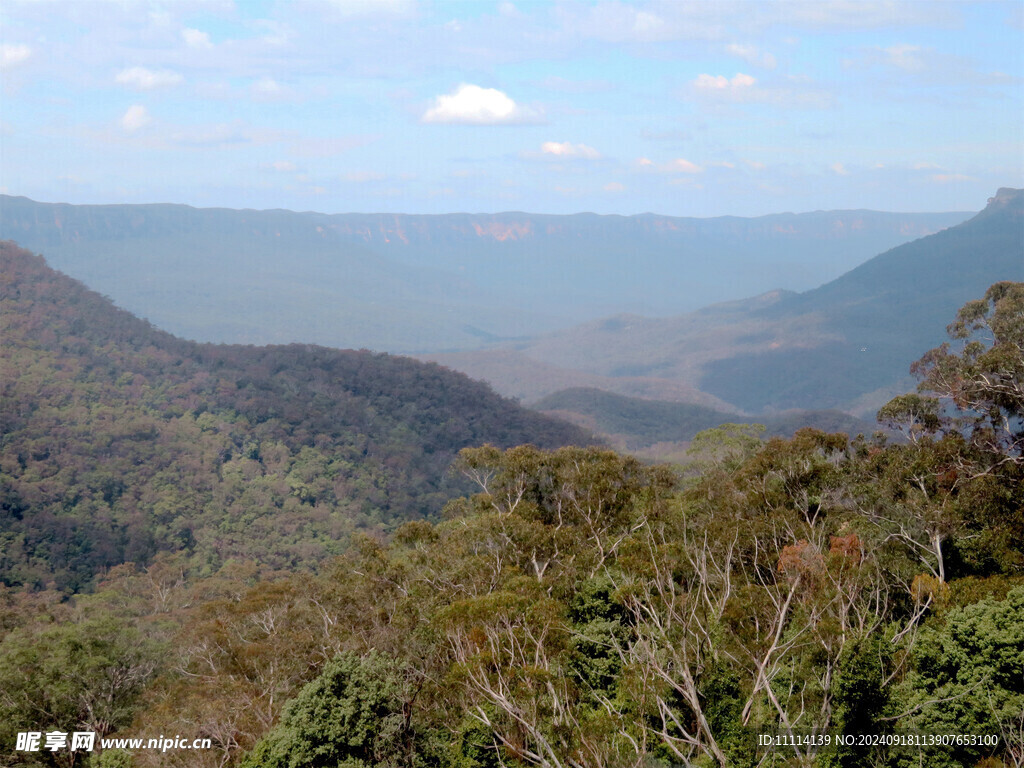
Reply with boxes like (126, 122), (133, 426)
(700, 187), (1024, 410)
(533, 387), (874, 454)
(0, 195), (969, 352)
(0, 242), (594, 591)
(434, 188), (1022, 415)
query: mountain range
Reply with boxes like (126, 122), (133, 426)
(2, 190), (1019, 443)
(0, 195), (969, 352)
(428, 188), (1024, 416)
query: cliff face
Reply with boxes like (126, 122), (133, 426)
(305, 209), (962, 248)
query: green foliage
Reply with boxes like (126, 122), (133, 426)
(0, 615), (161, 763)
(0, 242), (592, 590)
(94, 750), (134, 768)
(429, 712), (508, 768)
(912, 281), (1024, 462)
(876, 394), (942, 441)
(3, 263), (1023, 768)
(818, 634), (893, 768)
(898, 587), (1024, 768)
(697, 660), (753, 767)
(687, 422), (766, 472)
(240, 650), (411, 768)
(567, 577), (628, 695)
(873, 281), (1024, 580)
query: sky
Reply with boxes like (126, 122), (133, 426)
(1, 0), (1022, 217)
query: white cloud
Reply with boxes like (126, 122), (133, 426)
(555, 2), (723, 43)
(321, 0), (416, 17)
(689, 72), (832, 108)
(778, 1), (954, 29)
(636, 157), (705, 175)
(167, 122), (256, 147)
(882, 44), (926, 72)
(668, 158), (703, 174)
(603, 182), (625, 192)
(181, 28), (212, 49)
(270, 160), (296, 172)
(555, 1), (946, 45)
(253, 19), (293, 46)
(289, 135), (376, 158)
(633, 11), (664, 34)
(668, 177), (703, 189)
(540, 141), (600, 159)
(252, 77), (285, 97)
(342, 170), (387, 182)
(693, 72), (757, 91)
(116, 67), (183, 90)
(843, 44), (1010, 87)
(120, 105), (151, 132)
(421, 83), (541, 125)
(831, 162), (849, 175)
(726, 43), (777, 69)
(0, 44), (32, 69)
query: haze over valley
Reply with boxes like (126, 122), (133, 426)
(3, 189), (1019, 431)
(0, 194), (970, 352)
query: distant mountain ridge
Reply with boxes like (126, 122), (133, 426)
(701, 187), (1024, 411)
(429, 188), (1023, 416)
(0, 195), (970, 352)
(533, 387), (874, 459)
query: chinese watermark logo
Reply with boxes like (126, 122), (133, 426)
(16, 731), (95, 752)
(15, 731), (210, 753)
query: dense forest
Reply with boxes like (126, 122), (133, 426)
(1, 240), (1022, 767)
(0, 242), (593, 591)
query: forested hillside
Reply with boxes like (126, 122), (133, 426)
(0, 241), (593, 591)
(700, 187), (1024, 411)
(1, 273), (1021, 768)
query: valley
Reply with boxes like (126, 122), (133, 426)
(3, 3), (1022, 765)
(429, 188), (1024, 417)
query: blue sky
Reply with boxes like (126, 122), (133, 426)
(2, 0), (1021, 216)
